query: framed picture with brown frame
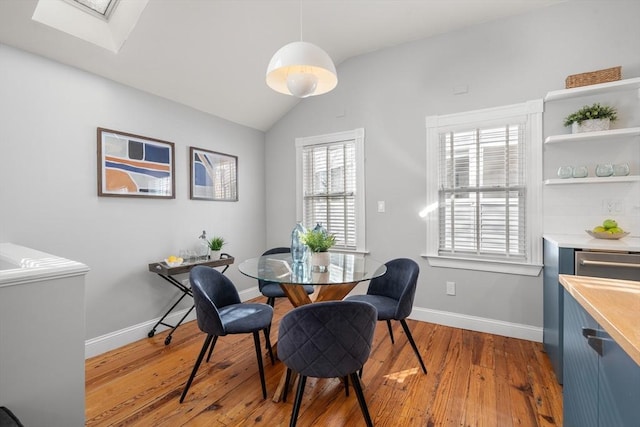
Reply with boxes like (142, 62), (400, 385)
(189, 146), (238, 201)
(97, 128), (176, 198)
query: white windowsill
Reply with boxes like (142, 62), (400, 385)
(422, 254), (542, 276)
(330, 248), (369, 255)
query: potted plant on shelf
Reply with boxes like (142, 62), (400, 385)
(563, 102), (617, 134)
(207, 236), (226, 259)
(299, 229), (336, 272)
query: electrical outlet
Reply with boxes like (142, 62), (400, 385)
(377, 201), (385, 213)
(602, 199), (623, 214)
(446, 281), (456, 296)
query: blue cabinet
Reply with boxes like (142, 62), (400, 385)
(563, 289), (598, 427)
(563, 290), (640, 427)
(543, 238), (574, 384)
(598, 328), (640, 426)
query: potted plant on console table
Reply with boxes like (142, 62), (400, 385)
(207, 236), (226, 260)
(300, 229), (336, 272)
(564, 102), (617, 133)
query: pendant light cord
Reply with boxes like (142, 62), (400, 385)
(299, 0), (303, 42)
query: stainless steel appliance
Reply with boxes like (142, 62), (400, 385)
(575, 251), (640, 281)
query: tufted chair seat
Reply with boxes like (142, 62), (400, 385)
(278, 300), (377, 427)
(179, 266), (274, 403)
(346, 258), (427, 374)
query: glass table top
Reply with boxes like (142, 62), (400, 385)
(238, 252), (386, 285)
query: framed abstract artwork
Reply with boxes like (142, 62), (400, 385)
(97, 128), (175, 198)
(190, 146), (238, 201)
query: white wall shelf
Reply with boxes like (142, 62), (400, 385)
(544, 127), (640, 145)
(544, 176), (640, 185)
(544, 77), (640, 102)
(544, 78), (640, 186)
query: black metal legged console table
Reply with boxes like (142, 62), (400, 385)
(147, 253), (234, 345)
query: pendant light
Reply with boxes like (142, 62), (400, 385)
(266, 1), (337, 98)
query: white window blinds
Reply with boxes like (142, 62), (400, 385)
(296, 128), (365, 253)
(302, 141), (357, 250)
(438, 124), (526, 259)
(425, 101), (543, 275)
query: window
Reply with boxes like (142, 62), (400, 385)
(425, 101), (543, 275)
(64, 0), (119, 18)
(33, 0), (146, 53)
(296, 129), (365, 252)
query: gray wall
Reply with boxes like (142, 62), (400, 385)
(0, 44), (266, 341)
(0, 0), (638, 351)
(264, 1), (640, 333)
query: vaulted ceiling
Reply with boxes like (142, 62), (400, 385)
(0, 0), (563, 131)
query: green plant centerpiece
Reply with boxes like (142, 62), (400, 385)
(299, 229), (336, 252)
(207, 236), (225, 259)
(563, 103), (617, 133)
(299, 229), (335, 272)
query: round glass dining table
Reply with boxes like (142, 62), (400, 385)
(238, 252), (387, 307)
(239, 252), (386, 401)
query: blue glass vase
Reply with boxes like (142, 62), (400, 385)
(291, 222), (308, 264)
(313, 222), (327, 235)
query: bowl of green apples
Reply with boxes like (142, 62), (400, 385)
(586, 219), (630, 240)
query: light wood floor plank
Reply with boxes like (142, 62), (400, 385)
(86, 298), (563, 426)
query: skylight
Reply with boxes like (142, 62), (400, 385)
(32, 0), (148, 53)
(64, 0), (119, 20)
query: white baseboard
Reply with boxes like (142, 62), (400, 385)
(85, 288), (541, 358)
(84, 287), (263, 359)
(409, 307), (543, 342)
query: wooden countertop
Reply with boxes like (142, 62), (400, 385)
(559, 274), (640, 366)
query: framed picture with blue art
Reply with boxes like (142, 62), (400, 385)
(97, 128), (175, 198)
(189, 146), (238, 201)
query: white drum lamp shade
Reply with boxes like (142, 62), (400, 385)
(266, 41), (337, 98)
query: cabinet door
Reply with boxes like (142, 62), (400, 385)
(598, 330), (640, 426)
(563, 290), (599, 427)
(543, 239), (574, 383)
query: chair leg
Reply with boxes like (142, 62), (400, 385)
(283, 368), (292, 402)
(386, 319), (395, 344)
(350, 372), (374, 427)
(264, 298), (274, 348)
(344, 375), (349, 397)
(399, 319), (427, 374)
(180, 334), (213, 403)
(252, 331), (268, 399)
(263, 327), (275, 365)
(206, 335), (218, 362)
(289, 375), (307, 427)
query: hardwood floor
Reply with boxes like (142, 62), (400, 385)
(86, 298), (563, 426)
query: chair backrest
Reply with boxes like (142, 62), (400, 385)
(190, 265), (241, 336)
(257, 247), (290, 291)
(278, 301), (377, 378)
(367, 258), (419, 320)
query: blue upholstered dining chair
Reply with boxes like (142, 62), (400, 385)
(258, 247), (314, 307)
(179, 266), (274, 403)
(278, 300), (377, 427)
(345, 258), (427, 374)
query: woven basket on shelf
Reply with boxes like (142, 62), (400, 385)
(565, 66), (621, 89)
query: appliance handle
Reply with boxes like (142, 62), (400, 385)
(580, 259), (640, 269)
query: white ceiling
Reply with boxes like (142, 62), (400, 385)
(0, 0), (562, 131)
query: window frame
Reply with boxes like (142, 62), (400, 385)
(425, 101), (543, 276)
(295, 128), (366, 253)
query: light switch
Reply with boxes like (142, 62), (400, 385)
(377, 201), (385, 213)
